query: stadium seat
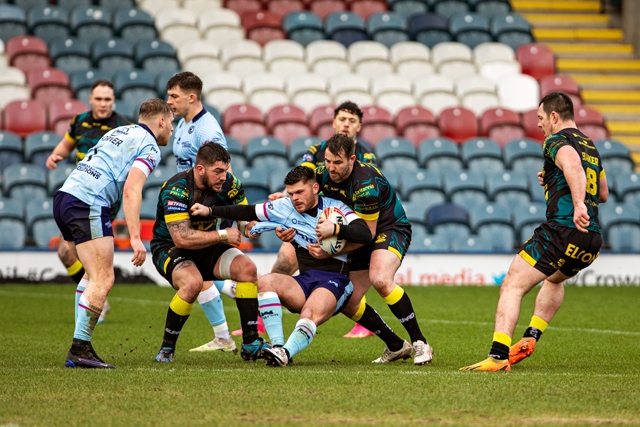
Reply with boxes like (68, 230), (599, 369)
(443, 170), (489, 210)
(516, 43), (556, 81)
(512, 201), (545, 244)
(306, 40), (350, 78)
(395, 106), (438, 147)
(182, 0), (222, 14)
(266, 104), (310, 146)
(0, 5), (27, 43)
(521, 108), (544, 142)
(414, 74), (458, 116)
(0, 131), (24, 175)
(431, 40), (473, 70)
(0, 66), (30, 110)
(480, 107), (525, 147)
(503, 138), (543, 175)
(5, 35), (50, 74)
(461, 137), (504, 173)
(425, 202), (472, 242)
(370, 74), (415, 116)
(469, 202), (515, 251)
(223, 103), (267, 145)
(0, 196), (24, 221)
(2, 163), (48, 206)
(289, 136), (322, 165)
(246, 136), (289, 171)
(221, 39), (265, 78)
(286, 73), (331, 115)
(237, 167), (271, 203)
(96, 0), (136, 9)
(451, 235), (495, 252)
(599, 203), (640, 253)
(388, 0), (426, 19)
(309, 104), (337, 141)
(310, 0), (347, 20)
(27, 67), (73, 106)
(263, 39), (307, 78)
(409, 226), (447, 252)
(490, 12), (533, 50)
(139, 195), (157, 220)
(27, 6), (70, 43)
(455, 74), (499, 116)
(199, 8), (245, 45)
(478, 58), (522, 86)
(473, 42), (515, 68)
(389, 41), (434, 80)
(224, 0), (263, 16)
(438, 107), (478, 143)
(401, 169), (445, 207)
(69, 69), (112, 103)
(367, 12), (408, 48)
(59, 0), (93, 8)
(47, 163), (74, 195)
(134, 39), (179, 74)
(242, 11), (286, 46)
(595, 139), (635, 179)
(112, 7), (157, 40)
(201, 71), (245, 113)
(177, 40), (222, 79)
(268, 0), (306, 20)
(472, 0), (511, 16)
(433, 0), (469, 19)
(25, 197), (58, 247)
(497, 74), (539, 113)
(143, 166), (172, 200)
(348, 40), (393, 79)
(224, 135), (247, 171)
(348, 0), (388, 20)
(48, 99), (89, 136)
(49, 36), (92, 75)
(614, 172), (640, 209)
(486, 170), (530, 212)
(402, 200), (428, 227)
(154, 8), (199, 47)
(243, 72), (289, 114)
(24, 131), (59, 170)
(418, 137), (463, 174)
(359, 106), (397, 146)
(575, 106), (609, 142)
(325, 11), (369, 47)
(376, 137), (418, 173)
(526, 172), (545, 203)
(4, 100), (47, 138)
(0, 218), (26, 248)
(92, 37), (135, 72)
(113, 98), (138, 122)
(113, 69), (157, 106)
(540, 75), (582, 107)
(449, 12), (492, 49)
(282, 11), (325, 47)
(70, 6), (113, 43)
(328, 73), (373, 107)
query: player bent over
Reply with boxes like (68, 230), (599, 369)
(151, 143), (266, 363)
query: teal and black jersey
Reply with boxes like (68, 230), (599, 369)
(302, 139), (377, 169)
(315, 161), (409, 232)
(542, 128), (605, 234)
(66, 111), (132, 163)
(150, 169), (247, 253)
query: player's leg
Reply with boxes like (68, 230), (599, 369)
(343, 294), (374, 338)
(258, 273), (306, 347)
(59, 238), (88, 320)
(271, 242), (298, 275)
(189, 280), (236, 353)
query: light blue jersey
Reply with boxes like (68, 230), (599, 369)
(60, 124), (161, 207)
(173, 108), (227, 172)
(249, 196), (359, 263)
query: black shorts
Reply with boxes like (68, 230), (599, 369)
(519, 222), (602, 277)
(152, 242), (234, 288)
(348, 224), (412, 271)
(292, 270), (353, 316)
(53, 191), (113, 245)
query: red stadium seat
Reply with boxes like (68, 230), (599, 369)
(224, 0), (263, 17)
(267, 0), (306, 20)
(347, 0), (387, 20)
(395, 106), (439, 147)
(266, 104), (310, 146)
(27, 67), (73, 106)
(309, 0), (347, 20)
(539, 74), (582, 107)
(480, 107), (525, 147)
(48, 99), (88, 136)
(438, 106), (478, 143)
(521, 108), (544, 142)
(359, 105), (396, 146)
(5, 35), (50, 74)
(575, 106), (609, 141)
(242, 10), (286, 46)
(309, 105), (336, 141)
(3, 99), (47, 137)
(516, 43), (555, 81)
(223, 103), (267, 145)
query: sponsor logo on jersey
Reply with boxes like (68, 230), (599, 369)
(267, 202), (274, 210)
(167, 201), (188, 209)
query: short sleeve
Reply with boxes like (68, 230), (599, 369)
(161, 183), (190, 223)
(543, 134), (570, 163)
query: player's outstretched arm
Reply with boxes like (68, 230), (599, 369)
(46, 137), (76, 170)
(123, 167), (147, 266)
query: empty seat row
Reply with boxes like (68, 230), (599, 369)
(0, 99), (88, 138)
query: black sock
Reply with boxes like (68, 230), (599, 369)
(523, 327), (543, 341)
(488, 342), (510, 360)
(357, 304), (405, 352)
(235, 297), (259, 344)
(387, 292), (426, 343)
(71, 267), (85, 284)
(161, 307), (190, 349)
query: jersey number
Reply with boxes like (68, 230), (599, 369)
(586, 167), (597, 196)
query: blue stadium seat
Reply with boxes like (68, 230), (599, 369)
(0, 197), (24, 221)
(390, 0), (428, 20)
(92, 37), (135, 72)
(410, 226), (450, 252)
(402, 200), (428, 227)
(325, 12), (369, 47)
(0, 131), (24, 175)
(70, 6), (113, 43)
(224, 135), (247, 171)
(460, 137), (504, 173)
(401, 169), (446, 208)
(470, 0), (511, 17)
(433, 0), (470, 18)
(143, 167), (172, 200)
(376, 137), (419, 173)
(2, 163), (48, 206)
(69, 69), (113, 103)
(367, 12), (409, 48)
(96, 0), (136, 11)
(425, 202), (472, 242)
(237, 167), (271, 203)
(59, 0), (92, 7)
(490, 13), (533, 50)
(0, 5), (27, 42)
(134, 39), (180, 74)
(140, 196), (157, 220)
(246, 136), (289, 171)
(24, 131), (59, 171)
(113, 7), (157, 40)
(418, 137), (463, 174)
(47, 163), (74, 196)
(14, 0), (50, 8)
(449, 12), (492, 49)
(27, 6), (70, 43)
(527, 173), (545, 203)
(408, 13), (451, 48)
(503, 138), (543, 175)
(289, 136), (322, 165)
(155, 69), (177, 98)
(451, 235), (493, 252)
(443, 170), (488, 210)
(49, 37), (92, 74)
(113, 69), (157, 106)
(614, 172), (640, 209)
(25, 197), (57, 247)
(469, 203), (515, 251)
(512, 202), (545, 244)
(0, 219), (26, 248)
(113, 98), (138, 122)
(600, 202), (640, 253)
(282, 11), (325, 47)
(595, 139), (635, 180)
(486, 170), (530, 211)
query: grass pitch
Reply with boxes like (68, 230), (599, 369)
(0, 284), (639, 427)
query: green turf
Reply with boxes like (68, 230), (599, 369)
(1, 284), (639, 426)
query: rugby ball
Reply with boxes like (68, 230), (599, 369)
(318, 206), (346, 255)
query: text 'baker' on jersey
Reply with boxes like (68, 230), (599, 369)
(60, 124), (161, 207)
(173, 108), (227, 172)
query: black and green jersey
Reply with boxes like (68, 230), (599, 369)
(315, 161), (409, 232)
(150, 169), (247, 253)
(542, 128), (605, 234)
(302, 139), (377, 169)
(67, 110), (132, 163)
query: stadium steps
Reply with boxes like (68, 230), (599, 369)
(515, 0), (640, 155)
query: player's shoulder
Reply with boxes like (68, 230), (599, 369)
(356, 138), (374, 154)
(72, 110), (92, 124)
(113, 111), (133, 126)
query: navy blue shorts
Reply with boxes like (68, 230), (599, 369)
(53, 191), (113, 245)
(293, 270), (353, 315)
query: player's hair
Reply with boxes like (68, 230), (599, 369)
(539, 91), (574, 122)
(334, 101), (363, 122)
(138, 98), (173, 121)
(284, 165), (315, 186)
(196, 142), (230, 166)
(90, 79), (114, 92)
(166, 71), (203, 100)
(325, 133), (355, 158)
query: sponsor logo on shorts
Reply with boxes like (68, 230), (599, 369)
(375, 233), (387, 244)
(564, 244), (599, 264)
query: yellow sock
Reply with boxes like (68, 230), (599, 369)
(169, 294), (193, 316)
(350, 299), (366, 322)
(530, 315), (548, 332)
(383, 285), (404, 305)
(493, 331), (512, 348)
(66, 260), (83, 276)
(236, 281), (258, 298)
